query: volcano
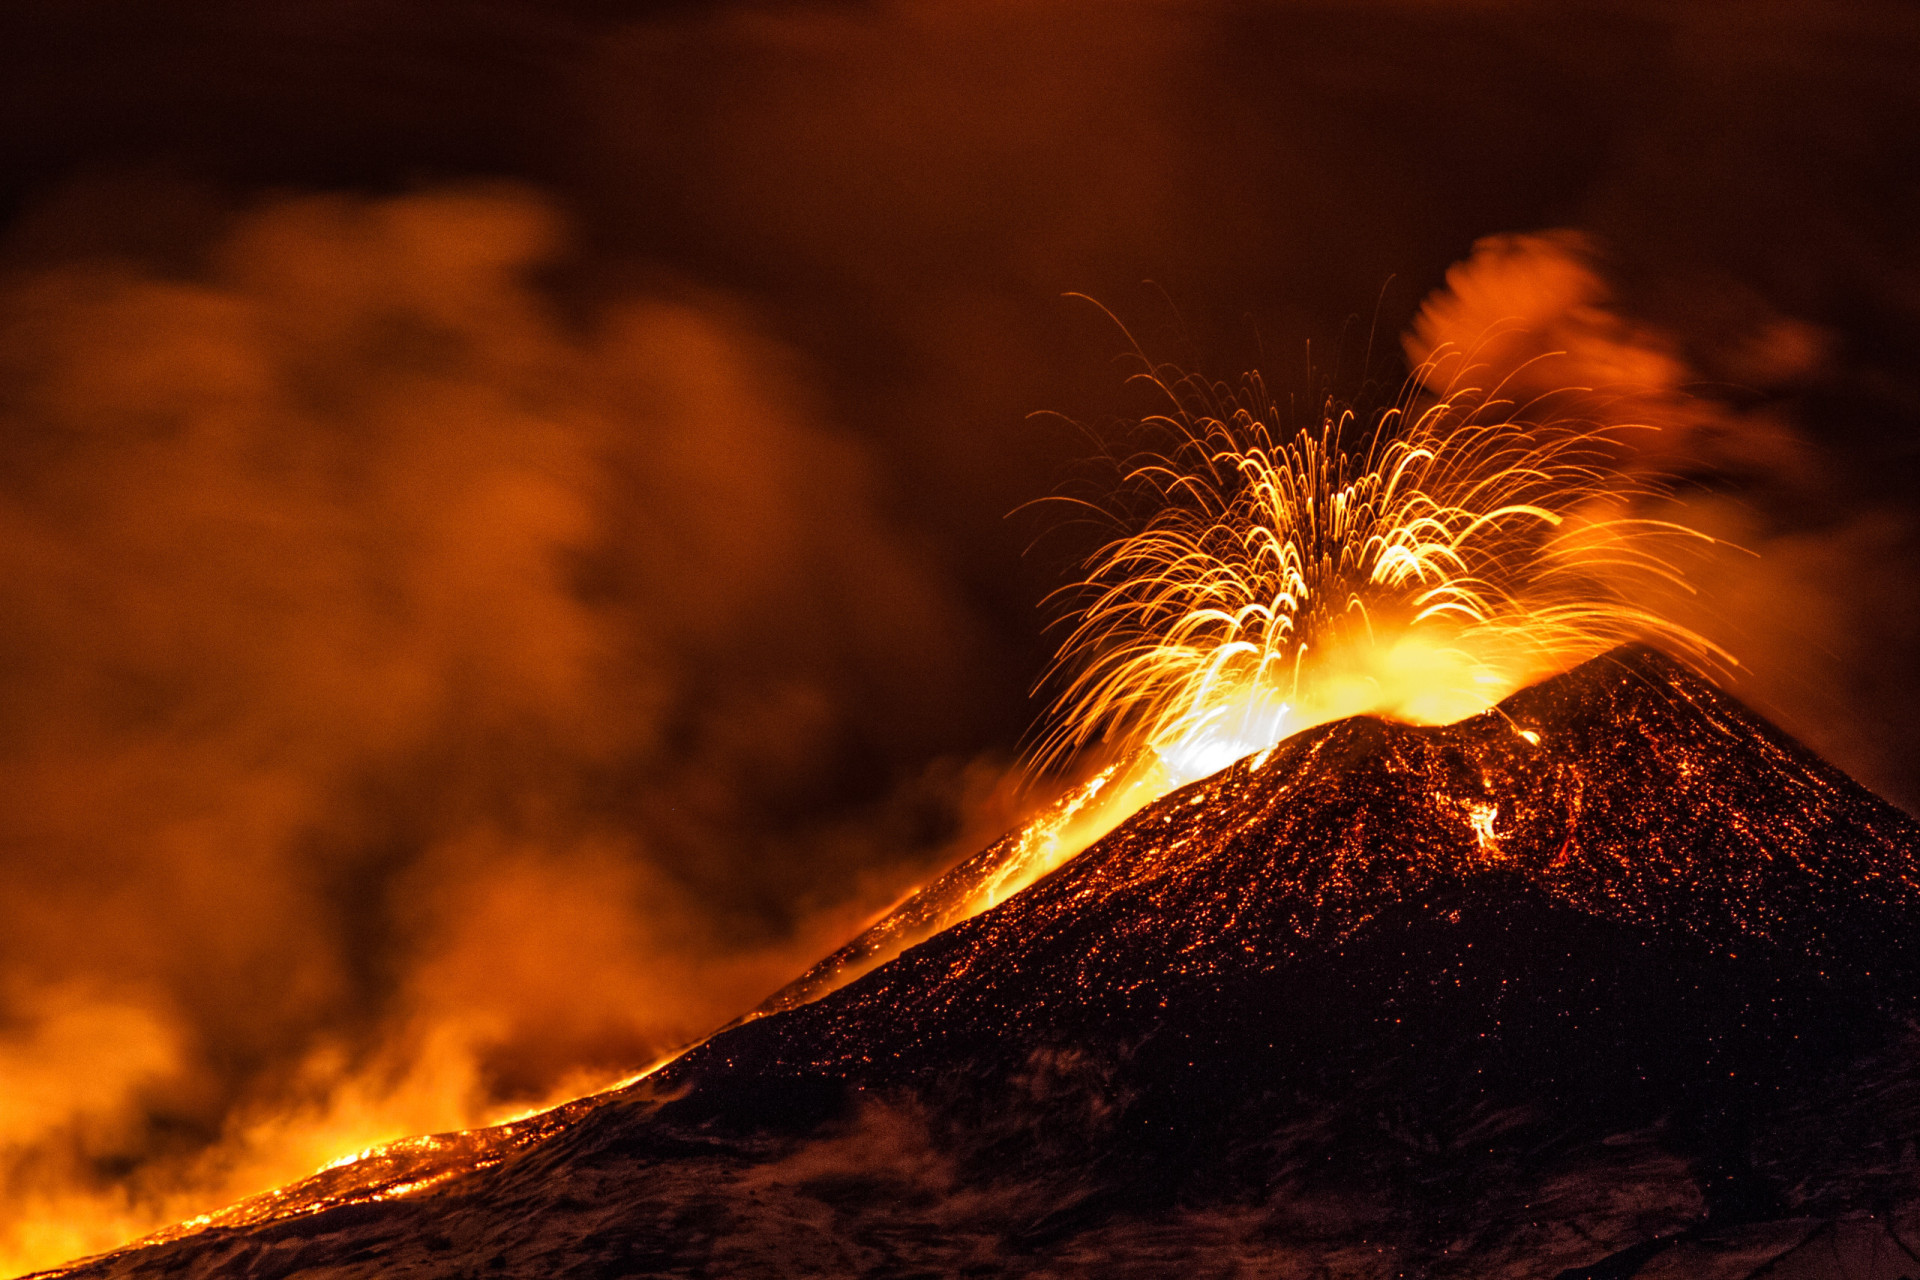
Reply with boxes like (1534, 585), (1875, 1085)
(38, 646), (1920, 1279)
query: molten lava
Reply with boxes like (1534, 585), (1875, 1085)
(1039, 347), (1725, 790)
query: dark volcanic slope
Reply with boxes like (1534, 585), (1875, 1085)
(49, 647), (1920, 1279)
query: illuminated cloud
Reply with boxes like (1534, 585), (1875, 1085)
(0, 186), (987, 1269)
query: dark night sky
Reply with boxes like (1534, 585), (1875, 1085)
(1, 1), (1918, 1265)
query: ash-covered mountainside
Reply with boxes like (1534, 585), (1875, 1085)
(47, 646), (1920, 1279)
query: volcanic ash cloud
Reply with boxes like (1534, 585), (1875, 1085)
(0, 186), (985, 1273)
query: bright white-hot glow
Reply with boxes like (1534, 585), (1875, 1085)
(1469, 802), (1501, 850)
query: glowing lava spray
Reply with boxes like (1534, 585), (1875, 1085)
(761, 337), (1733, 1012)
(1037, 344), (1726, 792)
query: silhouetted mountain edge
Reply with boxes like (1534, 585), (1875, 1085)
(47, 645), (1920, 1278)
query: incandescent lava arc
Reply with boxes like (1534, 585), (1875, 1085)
(40, 645), (1920, 1278)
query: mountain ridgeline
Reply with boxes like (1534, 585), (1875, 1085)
(48, 646), (1920, 1278)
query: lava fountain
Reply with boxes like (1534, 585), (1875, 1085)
(1040, 342), (1726, 790)
(762, 336), (1731, 1010)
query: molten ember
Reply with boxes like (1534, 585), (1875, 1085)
(1038, 345), (1726, 793)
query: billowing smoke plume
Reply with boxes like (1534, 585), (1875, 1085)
(0, 188), (1010, 1268)
(1407, 232), (1920, 810)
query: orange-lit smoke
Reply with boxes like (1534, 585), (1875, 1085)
(1407, 233), (1919, 812)
(0, 187), (990, 1273)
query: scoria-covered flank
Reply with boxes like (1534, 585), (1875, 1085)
(40, 647), (1920, 1278)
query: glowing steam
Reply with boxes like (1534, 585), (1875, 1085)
(0, 186), (980, 1276)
